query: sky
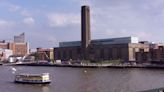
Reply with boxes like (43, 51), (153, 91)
(1, 0), (164, 48)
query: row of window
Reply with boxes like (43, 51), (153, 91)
(56, 48), (128, 60)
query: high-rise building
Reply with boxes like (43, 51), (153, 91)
(0, 33), (29, 56)
(14, 33), (25, 43)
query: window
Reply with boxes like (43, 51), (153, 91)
(100, 49), (105, 59)
(63, 51), (67, 59)
(69, 50), (73, 59)
(132, 48), (136, 58)
(77, 48), (81, 54)
(58, 51), (61, 59)
(108, 48), (112, 59)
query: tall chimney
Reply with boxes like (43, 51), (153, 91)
(81, 5), (91, 59)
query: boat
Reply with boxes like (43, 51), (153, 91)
(14, 73), (51, 84)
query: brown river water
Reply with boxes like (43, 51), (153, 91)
(0, 66), (164, 92)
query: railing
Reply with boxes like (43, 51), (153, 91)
(140, 87), (164, 92)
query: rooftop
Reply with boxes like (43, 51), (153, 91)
(59, 36), (139, 47)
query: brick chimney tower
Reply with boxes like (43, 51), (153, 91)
(81, 5), (91, 59)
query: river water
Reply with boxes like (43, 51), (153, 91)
(1, 66), (164, 92)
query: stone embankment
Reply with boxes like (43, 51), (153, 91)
(3, 62), (164, 69)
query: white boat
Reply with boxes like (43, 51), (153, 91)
(14, 73), (51, 84)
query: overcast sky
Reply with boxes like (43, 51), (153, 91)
(1, 0), (164, 48)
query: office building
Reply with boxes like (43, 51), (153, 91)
(14, 33), (25, 43)
(0, 33), (29, 56)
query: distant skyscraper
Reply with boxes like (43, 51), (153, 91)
(0, 32), (28, 56)
(14, 33), (25, 43)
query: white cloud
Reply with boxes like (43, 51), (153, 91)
(0, 1), (33, 17)
(85, 0), (164, 42)
(71, 0), (92, 6)
(21, 10), (32, 17)
(2, 0), (164, 48)
(0, 1), (21, 13)
(134, 31), (152, 40)
(8, 4), (20, 12)
(104, 29), (152, 40)
(47, 36), (58, 43)
(0, 20), (9, 26)
(47, 13), (80, 27)
(0, 19), (15, 30)
(23, 17), (35, 26)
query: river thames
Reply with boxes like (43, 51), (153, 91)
(1, 66), (164, 92)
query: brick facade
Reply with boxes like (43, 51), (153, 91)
(0, 42), (28, 56)
(54, 43), (150, 62)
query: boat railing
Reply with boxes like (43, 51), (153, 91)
(42, 73), (50, 75)
(140, 87), (164, 92)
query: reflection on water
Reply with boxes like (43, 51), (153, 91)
(42, 86), (49, 92)
(0, 66), (164, 92)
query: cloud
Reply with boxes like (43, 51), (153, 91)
(0, 1), (21, 13)
(71, 0), (92, 6)
(8, 4), (20, 12)
(23, 17), (35, 26)
(0, 20), (9, 26)
(47, 13), (80, 27)
(20, 10), (32, 17)
(84, 0), (164, 42)
(2, 0), (164, 48)
(0, 19), (15, 30)
(47, 36), (58, 43)
(104, 29), (152, 40)
(0, 1), (33, 18)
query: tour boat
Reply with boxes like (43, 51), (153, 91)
(14, 73), (51, 84)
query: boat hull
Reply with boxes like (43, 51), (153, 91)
(14, 80), (51, 84)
